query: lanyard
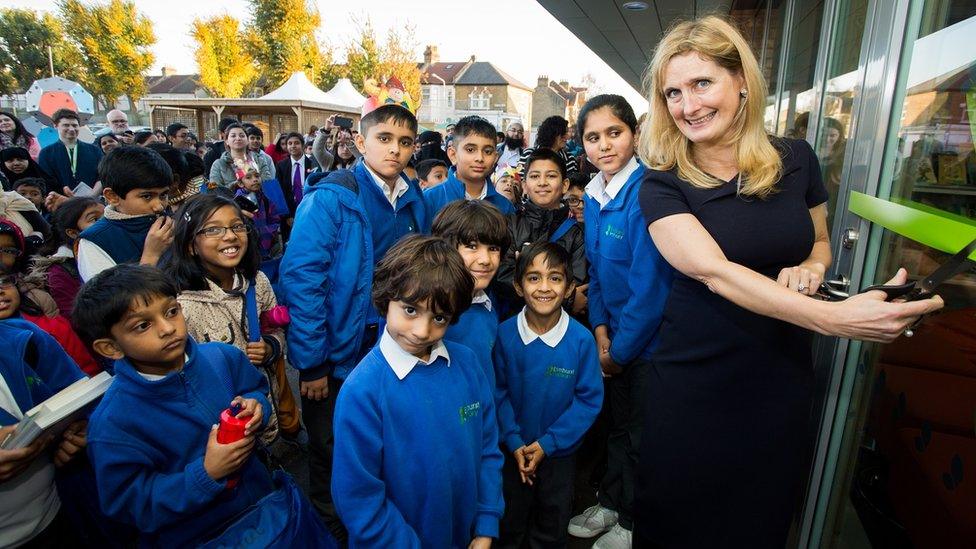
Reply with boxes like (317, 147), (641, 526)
(67, 145), (77, 177)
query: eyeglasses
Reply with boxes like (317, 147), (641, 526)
(195, 224), (249, 239)
(0, 247), (22, 257)
(565, 197), (583, 207)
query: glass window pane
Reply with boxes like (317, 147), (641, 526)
(777, 0), (827, 138)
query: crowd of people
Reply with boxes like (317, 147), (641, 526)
(0, 15), (944, 549)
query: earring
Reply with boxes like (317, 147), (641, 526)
(740, 88), (748, 98)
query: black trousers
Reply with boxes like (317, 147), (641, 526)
(304, 324), (379, 542)
(498, 452), (577, 549)
(597, 358), (651, 531)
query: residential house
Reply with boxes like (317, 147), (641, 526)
(531, 75), (588, 129)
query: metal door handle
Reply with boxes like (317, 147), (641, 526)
(842, 228), (859, 249)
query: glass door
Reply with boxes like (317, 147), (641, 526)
(812, 1), (976, 547)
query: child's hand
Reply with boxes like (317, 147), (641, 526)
(142, 215), (174, 264)
(245, 341), (270, 365)
(300, 376), (329, 401)
(231, 397), (263, 435)
(468, 536), (492, 549)
(594, 325), (621, 376)
(513, 446), (532, 484)
(204, 425), (255, 481)
(571, 284), (588, 315)
(54, 420), (88, 467)
(522, 441), (545, 477)
(0, 426), (53, 482)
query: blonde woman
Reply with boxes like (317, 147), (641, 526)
(634, 16), (943, 546)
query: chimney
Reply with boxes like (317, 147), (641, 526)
(424, 45), (439, 66)
(537, 75), (549, 88)
(161, 65), (177, 77)
(469, 55), (476, 63)
(558, 80), (570, 90)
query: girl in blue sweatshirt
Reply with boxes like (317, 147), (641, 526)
(568, 95), (673, 545)
(332, 236), (504, 549)
(493, 242), (603, 547)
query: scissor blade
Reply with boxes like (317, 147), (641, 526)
(918, 237), (976, 293)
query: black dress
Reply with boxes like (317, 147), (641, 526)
(634, 138), (829, 547)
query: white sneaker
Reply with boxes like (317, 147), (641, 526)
(592, 523), (632, 549)
(567, 504), (618, 538)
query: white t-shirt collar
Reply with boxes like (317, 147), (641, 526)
(516, 307), (570, 347)
(471, 290), (492, 311)
(585, 156), (639, 209)
(379, 327), (451, 380)
(364, 162), (409, 207)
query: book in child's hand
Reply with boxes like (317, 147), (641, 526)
(1, 372), (113, 450)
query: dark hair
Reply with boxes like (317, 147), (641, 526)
(416, 158), (447, 181)
(576, 94), (637, 138)
(12, 177), (45, 193)
(98, 146), (173, 197)
(218, 117), (239, 134)
(273, 133), (288, 152)
(514, 241), (573, 286)
(160, 194), (261, 291)
(153, 129), (166, 138)
(496, 131), (505, 141)
(567, 172), (589, 192)
(245, 126), (263, 139)
(0, 111), (34, 141)
(451, 116), (496, 143)
(524, 147), (567, 180)
(51, 108), (80, 125)
(360, 104), (418, 136)
(72, 264), (178, 344)
(371, 235), (473, 322)
(97, 133), (119, 148)
(40, 196), (101, 255)
(223, 122), (245, 135)
(133, 130), (155, 145)
(166, 122), (187, 138)
(431, 199), (511, 250)
(534, 116), (569, 149)
(183, 150), (204, 179)
(284, 132), (304, 146)
(146, 142), (189, 183)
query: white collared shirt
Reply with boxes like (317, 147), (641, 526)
(516, 307), (570, 347)
(379, 328), (451, 380)
(585, 157), (639, 209)
(364, 162), (409, 208)
(471, 290), (492, 311)
(465, 183), (488, 200)
(290, 156), (304, 177)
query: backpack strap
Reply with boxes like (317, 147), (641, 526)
(549, 217), (577, 243)
(244, 279), (262, 343)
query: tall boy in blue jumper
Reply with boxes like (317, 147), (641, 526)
(332, 235), (503, 548)
(430, 199), (511, 383)
(279, 104), (427, 539)
(76, 146), (175, 282)
(493, 242), (603, 547)
(73, 265), (277, 547)
(424, 116), (515, 223)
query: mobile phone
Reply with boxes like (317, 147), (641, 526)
(234, 195), (259, 213)
(334, 116), (353, 129)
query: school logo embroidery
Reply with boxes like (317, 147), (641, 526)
(459, 402), (481, 424)
(604, 225), (624, 240)
(25, 374), (41, 388)
(545, 365), (575, 379)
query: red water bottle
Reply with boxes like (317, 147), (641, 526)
(217, 406), (251, 489)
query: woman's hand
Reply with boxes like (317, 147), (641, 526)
(777, 262), (826, 296)
(825, 268), (944, 342)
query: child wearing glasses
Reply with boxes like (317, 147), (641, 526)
(160, 195), (294, 443)
(231, 167), (283, 276)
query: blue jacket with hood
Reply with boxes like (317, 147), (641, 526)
(423, 168), (515, 225)
(279, 162), (427, 382)
(86, 338), (273, 548)
(584, 162), (673, 365)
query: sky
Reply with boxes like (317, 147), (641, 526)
(24, 0), (648, 112)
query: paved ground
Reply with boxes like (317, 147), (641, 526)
(274, 362), (606, 548)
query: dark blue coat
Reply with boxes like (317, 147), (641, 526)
(37, 140), (102, 191)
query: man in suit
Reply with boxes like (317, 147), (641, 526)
(38, 109), (102, 192)
(276, 131), (320, 217)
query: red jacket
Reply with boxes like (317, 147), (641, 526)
(23, 313), (102, 376)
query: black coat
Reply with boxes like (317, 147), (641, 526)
(494, 200), (587, 319)
(275, 155), (321, 216)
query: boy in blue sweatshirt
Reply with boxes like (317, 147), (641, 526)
(430, 199), (511, 382)
(72, 264), (277, 547)
(424, 116), (515, 223)
(332, 235), (504, 548)
(279, 104), (426, 539)
(493, 242), (603, 547)
(76, 147), (175, 282)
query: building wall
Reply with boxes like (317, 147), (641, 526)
(532, 86), (569, 128)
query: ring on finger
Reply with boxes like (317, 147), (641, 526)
(797, 283), (808, 292)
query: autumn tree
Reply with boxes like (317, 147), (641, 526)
(245, 0), (327, 87)
(57, 0), (155, 111)
(322, 18), (421, 104)
(192, 15), (259, 98)
(0, 9), (83, 94)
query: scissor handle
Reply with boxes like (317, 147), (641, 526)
(860, 282), (931, 301)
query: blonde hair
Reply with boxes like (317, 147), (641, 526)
(638, 16), (781, 198)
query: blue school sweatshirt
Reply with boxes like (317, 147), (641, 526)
(280, 163), (426, 382)
(423, 168), (515, 225)
(332, 338), (504, 548)
(584, 162), (673, 365)
(86, 338), (273, 548)
(444, 297), (498, 384)
(492, 310), (603, 457)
